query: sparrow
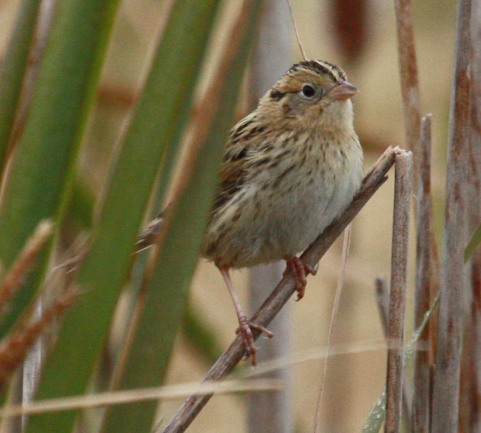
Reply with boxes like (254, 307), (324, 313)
(139, 60), (363, 365)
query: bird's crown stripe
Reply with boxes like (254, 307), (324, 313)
(287, 60), (346, 82)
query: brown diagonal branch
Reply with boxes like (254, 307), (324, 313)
(159, 146), (404, 433)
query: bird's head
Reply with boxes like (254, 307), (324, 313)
(259, 60), (358, 131)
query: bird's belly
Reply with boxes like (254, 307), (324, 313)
(206, 165), (361, 269)
(256, 174), (353, 261)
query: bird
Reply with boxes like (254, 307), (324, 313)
(138, 60), (363, 366)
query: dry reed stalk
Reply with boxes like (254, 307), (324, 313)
(413, 115), (434, 433)
(431, 1), (472, 432)
(384, 152), (413, 433)
(464, 241), (481, 433)
(0, 285), (78, 387)
(374, 277), (412, 431)
(0, 220), (53, 314)
(460, 2), (481, 430)
(158, 146), (402, 433)
(393, 0), (421, 189)
(461, 141), (481, 432)
(0, 378), (281, 417)
(313, 226), (351, 433)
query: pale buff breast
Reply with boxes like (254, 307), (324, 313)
(203, 131), (363, 269)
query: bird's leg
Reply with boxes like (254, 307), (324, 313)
(218, 266), (273, 366)
(283, 255), (317, 301)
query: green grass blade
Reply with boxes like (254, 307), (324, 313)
(65, 179), (95, 231)
(27, 1), (222, 432)
(362, 390), (387, 433)
(101, 5), (263, 432)
(0, 0), (41, 173)
(0, 0), (121, 338)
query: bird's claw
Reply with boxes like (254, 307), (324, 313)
(236, 316), (273, 366)
(283, 256), (317, 301)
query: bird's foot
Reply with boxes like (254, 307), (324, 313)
(283, 255), (317, 301)
(235, 315), (273, 366)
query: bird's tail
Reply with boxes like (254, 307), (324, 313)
(135, 210), (165, 253)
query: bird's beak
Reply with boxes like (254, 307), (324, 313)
(329, 81), (359, 101)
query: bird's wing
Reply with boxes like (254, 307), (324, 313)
(213, 112), (265, 212)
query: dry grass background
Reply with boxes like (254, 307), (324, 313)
(0, 0), (458, 431)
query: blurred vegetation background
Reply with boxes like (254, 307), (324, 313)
(0, 0), (463, 432)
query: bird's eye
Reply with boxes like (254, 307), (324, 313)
(301, 84), (316, 98)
